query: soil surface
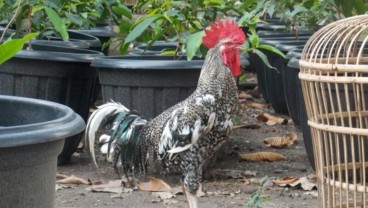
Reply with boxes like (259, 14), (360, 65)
(56, 89), (318, 208)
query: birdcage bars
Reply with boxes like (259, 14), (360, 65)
(299, 14), (368, 208)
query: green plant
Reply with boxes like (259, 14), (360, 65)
(0, 1), (39, 65)
(0, 0), (131, 40)
(333, 0), (368, 17)
(255, 0), (368, 33)
(0, 33), (38, 65)
(117, 0), (285, 65)
(117, 0), (242, 57)
(245, 189), (271, 208)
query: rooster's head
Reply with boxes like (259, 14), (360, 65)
(202, 19), (246, 76)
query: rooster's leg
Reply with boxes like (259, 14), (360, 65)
(182, 163), (201, 208)
(196, 183), (206, 197)
(196, 166), (206, 197)
(182, 183), (198, 208)
(186, 191), (198, 208)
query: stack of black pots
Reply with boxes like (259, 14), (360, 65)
(247, 20), (315, 168)
(0, 26), (112, 164)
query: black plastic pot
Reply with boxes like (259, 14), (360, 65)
(0, 95), (84, 208)
(287, 56), (314, 169)
(69, 27), (115, 55)
(32, 39), (90, 49)
(264, 41), (307, 114)
(254, 38), (309, 114)
(249, 32), (311, 101)
(0, 44), (103, 164)
(43, 30), (101, 51)
(91, 55), (204, 119)
(282, 47), (303, 126)
(129, 41), (179, 55)
(67, 30), (101, 51)
(258, 30), (314, 37)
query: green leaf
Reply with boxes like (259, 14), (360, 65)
(258, 44), (286, 58)
(44, 0), (62, 9)
(44, 7), (69, 41)
(32, 5), (46, 15)
(289, 5), (308, 17)
(112, 5), (132, 19)
(160, 50), (176, 55)
(339, 0), (354, 17)
(185, 31), (204, 60)
(125, 15), (163, 43)
(119, 42), (130, 55)
(64, 12), (84, 26)
(238, 74), (246, 81)
(0, 33), (39, 65)
(239, 0), (257, 10)
(303, 0), (315, 9)
(164, 10), (178, 17)
(248, 32), (259, 48)
(252, 48), (277, 70)
(353, 0), (366, 14)
(119, 21), (133, 34)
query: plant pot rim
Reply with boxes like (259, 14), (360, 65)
(15, 43), (104, 63)
(69, 27), (116, 38)
(287, 57), (301, 68)
(67, 30), (101, 47)
(91, 55), (204, 70)
(0, 95), (85, 148)
(32, 39), (90, 49)
(286, 48), (303, 59)
(275, 41), (308, 52)
(258, 30), (313, 37)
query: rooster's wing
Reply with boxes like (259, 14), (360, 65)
(158, 93), (217, 160)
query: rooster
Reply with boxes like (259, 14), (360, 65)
(85, 19), (245, 208)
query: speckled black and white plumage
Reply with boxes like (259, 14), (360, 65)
(85, 42), (238, 202)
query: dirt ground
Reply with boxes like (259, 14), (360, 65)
(55, 88), (318, 208)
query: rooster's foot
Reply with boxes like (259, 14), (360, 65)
(196, 183), (206, 197)
(121, 176), (138, 188)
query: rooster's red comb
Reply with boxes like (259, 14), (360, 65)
(202, 19), (245, 49)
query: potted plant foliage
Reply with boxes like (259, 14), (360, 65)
(0, 0), (122, 164)
(248, 0), (340, 115)
(92, 0), (284, 119)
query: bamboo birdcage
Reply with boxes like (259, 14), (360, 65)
(299, 14), (368, 208)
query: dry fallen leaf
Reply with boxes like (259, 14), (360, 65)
(240, 103), (248, 110)
(239, 91), (252, 99)
(289, 177), (317, 191)
(171, 186), (184, 195)
(248, 102), (267, 110)
(89, 180), (125, 193)
(273, 176), (317, 191)
(238, 152), (287, 162)
(297, 177), (317, 191)
(273, 176), (299, 186)
(264, 132), (298, 148)
(55, 184), (72, 191)
(238, 99), (247, 104)
(57, 175), (90, 185)
(256, 113), (288, 125)
(56, 173), (68, 179)
(138, 177), (171, 192)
